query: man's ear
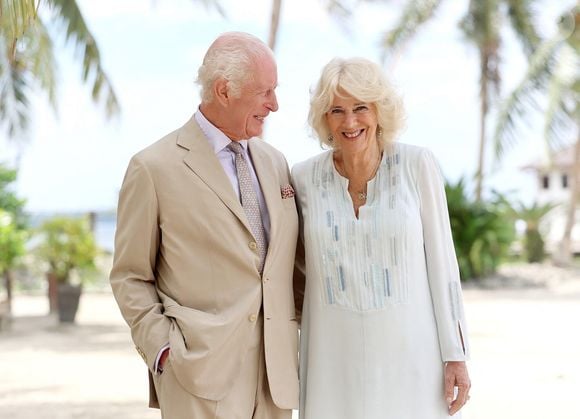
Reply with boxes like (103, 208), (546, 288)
(214, 78), (229, 106)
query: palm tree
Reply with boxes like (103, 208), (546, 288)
(0, 0), (120, 139)
(268, 0), (283, 51)
(268, 0), (353, 52)
(508, 201), (558, 262)
(381, 0), (542, 201)
(494, 5), (579, 264)
(0, 0), (223, 141)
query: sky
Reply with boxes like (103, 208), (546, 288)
(0, 0), (575, 212)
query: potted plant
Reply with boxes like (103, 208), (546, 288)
(36, 216), (97, 323)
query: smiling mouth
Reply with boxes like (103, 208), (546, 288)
(343, 129), (364, 139)
(255, 115), (266, 122)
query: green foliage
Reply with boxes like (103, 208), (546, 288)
(0, 165), (26, 226)
(524, 229), (545, 263)
(0, 0), (37, 40)
(0, 210), (26, 274)
(494, 6), (579, 160)
(445, 178), (515, 280)
(35, 216), (97, 283)
(505, 200), (557, 263)
(0, 165), (27, 277)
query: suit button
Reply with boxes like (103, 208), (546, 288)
(248, 241), (257, 250)
(249, 314), (257, 322)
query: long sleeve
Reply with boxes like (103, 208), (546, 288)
(109, 156), (171, 372)
(416, 148), (470, 362)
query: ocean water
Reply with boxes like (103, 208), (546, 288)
(95, 214), (116, 253)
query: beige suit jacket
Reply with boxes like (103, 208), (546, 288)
(110, 115), (300, 409)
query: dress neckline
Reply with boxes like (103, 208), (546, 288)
(328, 150), (385, 220)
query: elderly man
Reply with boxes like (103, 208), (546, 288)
(110, 32), (300, 419)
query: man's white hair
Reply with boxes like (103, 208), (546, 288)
(196, 32), (273, 102)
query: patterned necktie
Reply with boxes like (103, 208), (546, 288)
(228, 141), (267, 273)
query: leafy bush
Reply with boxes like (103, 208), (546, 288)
(0, 210), (26, 275)
(0, 165), (27, 228)
(35, 217), (97, 283)
(445, 178), (515, 280)
(0, 165), (28, 305)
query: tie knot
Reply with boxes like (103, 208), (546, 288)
(228, 141), (244, 155)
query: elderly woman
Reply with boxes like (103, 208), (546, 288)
(292, 57), (471, 419)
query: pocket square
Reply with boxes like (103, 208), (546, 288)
(281, 184), (295, 199)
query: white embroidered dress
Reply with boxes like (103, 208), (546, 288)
(292, 143), (469, 419)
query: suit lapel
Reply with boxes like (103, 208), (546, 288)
(177, 117), (252, 234)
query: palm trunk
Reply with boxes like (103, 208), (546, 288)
(557, 130), (580, 265)
(268, 0), (282, 52)
(475, 53), (489, 202)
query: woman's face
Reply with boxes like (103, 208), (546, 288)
(325, 92), (378, 155)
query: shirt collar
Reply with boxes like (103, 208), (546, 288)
(194, 109), (249, 155)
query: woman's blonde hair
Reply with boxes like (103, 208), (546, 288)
(308, 57), (406, 149)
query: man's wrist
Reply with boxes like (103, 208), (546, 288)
(158, 348), (170, 372)
(155, 344), (171, 374)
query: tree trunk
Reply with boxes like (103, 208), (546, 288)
(268, 0), (283, 52)
(556, 131), (580, 265)
(47, 272), (58, 313)
(4, 270), (13, 313)
(475, 53), (489, 202)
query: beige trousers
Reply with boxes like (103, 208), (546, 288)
(152, 316), (291, 419)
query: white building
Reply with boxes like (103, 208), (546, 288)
(524, 145), (580, 254)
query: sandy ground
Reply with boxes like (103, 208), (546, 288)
(1, 266), (579, 419)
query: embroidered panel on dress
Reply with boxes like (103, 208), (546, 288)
(308, 146), (409, 312)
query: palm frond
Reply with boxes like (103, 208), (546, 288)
(507, 200), (558, 233)
(493, 35), (561, 160)
(191, 0), (225, 17)
(379, 0), (442, 60)
(19, 16), (57, 107)
(319, 0), (356, 35)
(543, 44), (578, 150)
(323, 0), (351, 18)
(0, 37), (30, 138)
(0, 0), (38, 44)
(44, 0), (119, 118)
(503, 0), (541, 55)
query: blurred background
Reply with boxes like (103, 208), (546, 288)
(0, 0), (578, 418)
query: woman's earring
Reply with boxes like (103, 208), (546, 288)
(377, 127), (383, 138)
(327, 134), (334, 143)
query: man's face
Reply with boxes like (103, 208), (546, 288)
(224, 54), (279, 140)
